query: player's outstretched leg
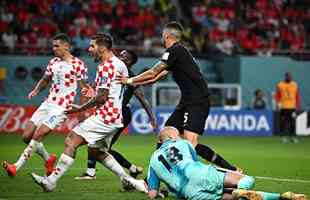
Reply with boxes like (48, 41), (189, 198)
(3, 139), (40, 177)
(94, 149), (147, 193)
(31, 153), (74, 192)
(109, 149), (143, 178)
(31, 132), (85, 192)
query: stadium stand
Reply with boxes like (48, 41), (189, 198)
(0, 0), (309, 56)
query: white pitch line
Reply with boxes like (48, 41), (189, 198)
(255, 176), (310, 184)
(24, 167), (310, 184)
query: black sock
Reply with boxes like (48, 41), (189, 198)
(87, 153), (96, 169)
(195, 144), (237, 171)
(109, 149), (131, 169)
(156, 142), (162, 149)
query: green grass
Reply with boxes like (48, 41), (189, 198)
(0, 133), (310, 199)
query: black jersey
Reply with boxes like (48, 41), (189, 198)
(122, 69), (136, 107)
(160, 42), (209, 105)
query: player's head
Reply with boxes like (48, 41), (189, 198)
(89, 33), (113, 62)
(159, 127), (180, 143)
(162, 21), (183, 48)
(284, 72), (292, 82)
(119, 49), (138, 69)
(52, 33), (71, 57)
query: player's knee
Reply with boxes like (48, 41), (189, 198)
(22, 134), (32, 144)
(237, 175), (255, 190)
(32, 125), (51, 141)
(22, 128), (35, 144)
(32, 132), (44, 141)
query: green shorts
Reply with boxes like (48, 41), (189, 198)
(181, 163), (225, 200)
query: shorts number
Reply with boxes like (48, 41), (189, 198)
(48, 115), (56, 123)
(158, 146), (183, 172)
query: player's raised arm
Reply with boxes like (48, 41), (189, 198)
(134, 70), (168, 86)
(134, 87), (157, 129)
(116, 61), (168, 86)
(28, 73), (52, 99)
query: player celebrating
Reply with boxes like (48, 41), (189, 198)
(147, 128), (308, 200)
(3, 33), (88, 177)
(30, 33), (147, 193)
(75, 49), (157, 180)
(117, 21), (238, 171)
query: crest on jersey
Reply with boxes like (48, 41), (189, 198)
(161, 52), (170, 60)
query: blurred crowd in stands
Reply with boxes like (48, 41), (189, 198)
(0, 0), (310, 56)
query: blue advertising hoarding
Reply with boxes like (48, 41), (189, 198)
(129, 107), (273, 136)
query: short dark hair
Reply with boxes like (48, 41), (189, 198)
(126, 49), (138, 65)
(91, 33), (113, 49)
(53, 33), (71, 44)
(164, 21), (184, 33)
(164, 21), (183, 40)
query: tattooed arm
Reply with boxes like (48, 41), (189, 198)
(116, 61), (168, 86)
(133, 70), (168, 86)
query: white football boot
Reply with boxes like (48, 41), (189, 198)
(31, 173), (56, 192)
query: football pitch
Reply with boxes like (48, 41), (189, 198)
(0, 133), (309, 199)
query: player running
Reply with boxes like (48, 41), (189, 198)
(75, 49), (157, 180)
(147, 128), (308, 200)
(117, 21), (238, 172)
(30, 33), (147, 193)
(3, 33), (88, 177)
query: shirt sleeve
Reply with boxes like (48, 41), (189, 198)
(147, 166), (160, 191)
(97, 64), (114, 89)
(45, 58), (57, 76)
(160, 46), (179, 67)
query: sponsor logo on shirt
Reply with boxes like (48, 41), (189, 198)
(162, 52), (170, 60)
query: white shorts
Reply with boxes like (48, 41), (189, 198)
(72, 115), (119, 152)
(30, 101), (67, 129)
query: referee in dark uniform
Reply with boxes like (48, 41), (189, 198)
(76, 50), (157, 180)
(117, 22), (238, 171)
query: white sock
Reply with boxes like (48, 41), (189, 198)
(99, 154), (129, 180)
(86, 168), (96, 176)
(35, 142), (50, 161)
(15, 140), (39, 171)
(48, 153), (74, 184)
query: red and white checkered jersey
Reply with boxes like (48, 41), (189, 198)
(45, 56), (87, 109)
(94, 55), (128, 127)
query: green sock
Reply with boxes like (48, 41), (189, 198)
(258, 191), (280, 200)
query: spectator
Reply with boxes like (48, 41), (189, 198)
(0, 0), (309, 55)
(2, 29), (17, 53)
(251, 89), (267, 110)
(215, 34), (234, 56)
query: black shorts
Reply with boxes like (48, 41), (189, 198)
(279, 108), (296, 136)
(165, 101), (210, 135)
(110, 106), (132, 147)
